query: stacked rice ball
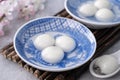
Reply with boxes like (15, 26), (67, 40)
(33, 34), (76, 64)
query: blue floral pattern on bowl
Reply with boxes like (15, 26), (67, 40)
(14, 17), (96, 72)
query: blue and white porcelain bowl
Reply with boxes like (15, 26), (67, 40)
(14, 17), (96, 72)
(65, 0), (120, 29)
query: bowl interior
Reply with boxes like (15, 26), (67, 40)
(14, 17), (96, 72)
(65, 0), (120, 25)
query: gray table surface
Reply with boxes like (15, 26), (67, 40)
(0, 0), (120, 80)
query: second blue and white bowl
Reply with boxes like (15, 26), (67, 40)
(65, 0), (120, 29)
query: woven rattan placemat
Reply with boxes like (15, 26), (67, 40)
(0, 9), (120, 80)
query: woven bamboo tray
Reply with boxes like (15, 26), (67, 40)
(0, 9), (120, 80)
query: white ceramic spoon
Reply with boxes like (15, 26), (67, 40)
(89, 50), (120, 78)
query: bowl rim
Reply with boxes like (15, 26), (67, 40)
(64, 0), (120, 26)
(14, 16), (97, 72)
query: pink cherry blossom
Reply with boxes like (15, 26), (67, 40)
(0, 0), (46, 37)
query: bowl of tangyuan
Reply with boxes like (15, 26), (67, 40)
(65, 0), (120, 29)
(14, 17), (96, 72)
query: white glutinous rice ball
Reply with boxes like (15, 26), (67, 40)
(41, 46), (64, 64)
(94, 0), (112, 9)
(33, 34), (55, 50)
(56, 35), (76, 52)
(95, 8), (115, 22)
(95, 55), (119, 75)
(78, 3), (97, 17)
